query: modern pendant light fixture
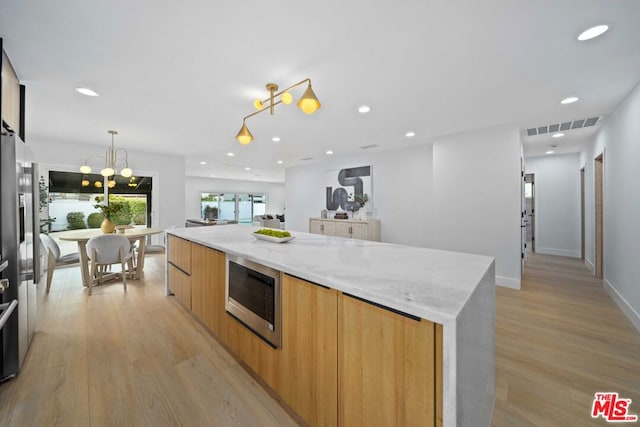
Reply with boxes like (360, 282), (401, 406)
(235, 78), (321, 145)
(80, 130), (133, 178)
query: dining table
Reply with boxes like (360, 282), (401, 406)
(58, 227), (164, 288)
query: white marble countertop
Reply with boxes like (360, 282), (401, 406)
(167, 225), (494, 324)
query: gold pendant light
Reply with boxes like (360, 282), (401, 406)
(236, 121), (254, 145)
(235, 78), (320, 144)
(80, 130), (133, 178)
(297, 83), (321, 114)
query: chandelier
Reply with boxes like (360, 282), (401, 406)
(80, 130), (133, 178)
(236, 78), (321, 145)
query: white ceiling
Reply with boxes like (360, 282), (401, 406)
(1, 0), (639, 182)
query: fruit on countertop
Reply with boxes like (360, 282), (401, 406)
(255, 228), (292, 238)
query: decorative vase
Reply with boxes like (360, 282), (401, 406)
(358, 208), (367, 221)
(101, 218), (116, 234)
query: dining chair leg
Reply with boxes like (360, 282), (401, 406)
(120, 247), (127, 292)
(89, 248), (97, 295)
(46, 249), (56, 293)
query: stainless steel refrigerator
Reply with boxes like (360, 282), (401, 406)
(0, 128), (38, 381)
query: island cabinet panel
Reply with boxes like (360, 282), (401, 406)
(190, 243), (226, 337)
(167, 264), (191, 309)
(338, 294), (437, 427)
(167, 235), (192, 274)
(278, 274), (338, 426)
(224, 308), (281, 389)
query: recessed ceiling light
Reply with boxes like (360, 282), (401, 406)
(552, 133), (565, 138)
(277, 160), (283, 164)
(226, 152), (235, 157)
(561, 96), (579, 104)
(405, 131), (416, 138)
(577, 24), (609, 41)
(358, 105), (371, 113)
(245, 167), (251, 170)
(272, 137), (281, 142)
(75, 87), (99, 97)
(211, 174), (216, 178)
(545, 150), (555, 155)
(200, 161), (207, 165)
(326, 150), (333, 155)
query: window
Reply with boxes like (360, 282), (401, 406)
(200, 193), (267, 223)
(46, 171), (152, 231)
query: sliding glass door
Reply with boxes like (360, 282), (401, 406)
(200, 192), (267, 223)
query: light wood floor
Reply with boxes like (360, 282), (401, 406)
(0, 252), (638, 426)
(0, 255), (298, 426)
(493, 253), (640, 426)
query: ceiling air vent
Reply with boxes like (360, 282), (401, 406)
(526, 117), (601, 136)
(584, 117), (599, 127)
(571, 119), (585, 129)
(360, 144), (379, 150)
(300, 157), (313, 161)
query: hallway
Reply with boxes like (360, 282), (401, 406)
(493, 253), (640, 426)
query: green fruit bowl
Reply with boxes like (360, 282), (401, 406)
(253, 228), (295, 243)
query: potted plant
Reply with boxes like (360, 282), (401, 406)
(354, 193), (369, 220)
(203, 205), (218, 220)
(93, 197), (124, 233)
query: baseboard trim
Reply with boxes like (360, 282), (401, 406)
(536, 247), (581, 258)
(603, 279), (640, 333)
(496, 275), (520, 290)
(585, 257), (594, 273)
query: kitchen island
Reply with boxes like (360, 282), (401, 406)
(166, 225), (495, 427)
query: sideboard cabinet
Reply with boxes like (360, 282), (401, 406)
(309, 218), (380, 241)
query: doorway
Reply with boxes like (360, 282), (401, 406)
(580, 167), (585, 260)
(524, 173), (535, 253)
(594, 154), (604, 278)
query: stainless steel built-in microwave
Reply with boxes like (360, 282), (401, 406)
(225, 254), (282, 349)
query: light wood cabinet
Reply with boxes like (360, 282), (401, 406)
(190, 243), (226, 337)
(174, 240), (442, 427)
(279, 274), (338, 425)
(167, 235), (192, 309)
(167, 264), (191, 309)
(338, 293), (437, 427)
(167, 235), (192, 274)
(309, 218), (380, 241)
(1, 50), (21, 132)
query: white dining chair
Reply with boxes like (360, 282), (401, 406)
(40, 233), (80, 293)
(85, 234), (134, 295)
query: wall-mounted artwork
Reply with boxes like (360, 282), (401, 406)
(326, 165), (372, 212)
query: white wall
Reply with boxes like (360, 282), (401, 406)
(580, 81), (640, 331)
(28, 137), (186, 243)
(184, 176), (285, 221)
(525, 153), (581, 258)
(433, 125), (522, 289)
(285, 143), (434, 248)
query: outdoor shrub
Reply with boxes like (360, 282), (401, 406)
(67, 212), (86, 230)
(133, 213), (146, 225)
(128, 199), (146, 225)
(87, 212), (104, 228)
(110, 201), (132, 226)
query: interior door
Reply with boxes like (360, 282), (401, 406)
(524, 174), (535, 253)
